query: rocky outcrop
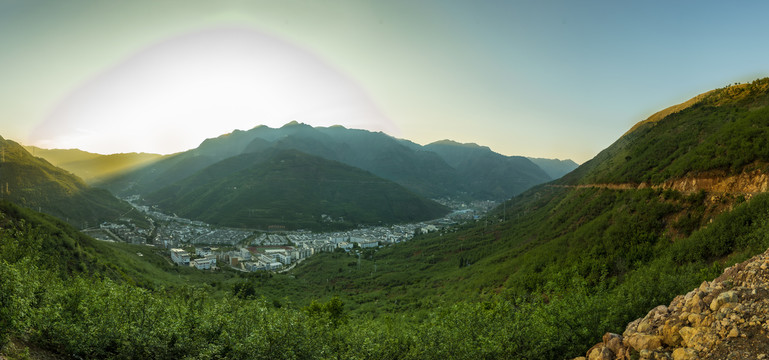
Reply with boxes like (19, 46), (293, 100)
(575, 248), (769, 360)
(655, 171), (769, 195)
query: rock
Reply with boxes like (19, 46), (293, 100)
(624, 318), (642, 337)
(679, 327), (718, 352)
(684, 294), (707, 313)
(671, 347), (698, 360)
(710, 291), (738, 312)
(587, 346), (614, 360)
(575, 249), (769, 359)
(625, 334), (663, 351)
(687, 313), (703, 327)
(660, 322), (683, 346)
(638, 319), (653, 333)
(603, 333), (623, 354)
(649, 305), (669, 321)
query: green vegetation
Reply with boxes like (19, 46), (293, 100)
(146, 149), (449, 231)
(24, 146), (164, 184)
(562, 78), (769, 185)
(0, 137), (148, 228)
(6, 186), (769, 359)
(7, 80), (769, 359)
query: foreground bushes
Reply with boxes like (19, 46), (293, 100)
(0, 255), (712, 360)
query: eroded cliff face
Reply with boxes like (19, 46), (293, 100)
(575, 248), (769, 360)
(555, 171), (769, 195)
(653, 171), (769, 195)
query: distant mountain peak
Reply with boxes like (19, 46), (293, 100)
(430, 139), (480, 147)
(282, 120), (304, 127)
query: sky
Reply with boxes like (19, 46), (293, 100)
(1, 0), (768, 163)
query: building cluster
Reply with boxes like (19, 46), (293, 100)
(112, 195), (500, 273)
(170, 247), (218, 270)
(99, 222), (150, 244)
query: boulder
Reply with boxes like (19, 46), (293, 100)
(710, 291), (738, 312)
(671, 347), (698, 360)
(678, 327), (718, 352)
(625, 334), (663, 351)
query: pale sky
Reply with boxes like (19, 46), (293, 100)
(1, 0), (768, 163)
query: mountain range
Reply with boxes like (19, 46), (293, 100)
(99, 121), (569, 202)
(12, 122), (576, 231)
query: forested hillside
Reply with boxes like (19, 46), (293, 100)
(0, 137), (147, 228)
(146, 149), (449, 230)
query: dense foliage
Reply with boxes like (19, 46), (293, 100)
(4, 191), (765, 359)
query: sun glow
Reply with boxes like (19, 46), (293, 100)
(31, 27), (398, 154)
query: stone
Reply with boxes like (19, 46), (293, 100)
(679, 327), (718, 352)
(671, 348), (698, 360)
(606, 336), (623, 354)
(649, 305), (669, 321)
(625, 334), (663, 351)
(624, 318), (642, 337)
(686, 313), (702, 326)
(637, 319), (653, 333)
(660, 323), (683, 346)
(685, 294), (707, 313)
(710, 291), (739, 312)
(587, 346), (614, 360)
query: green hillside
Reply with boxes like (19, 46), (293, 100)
(146, 149), (449, 230)
(561, 78), (769, 185)
(0, 137), (147, 228)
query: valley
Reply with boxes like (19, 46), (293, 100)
(4, 79), (769, 359)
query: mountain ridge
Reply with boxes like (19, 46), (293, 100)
(100, 123), (557, 201)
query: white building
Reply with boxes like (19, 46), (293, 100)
(196, 247), (213, 257)
(191, 258), (215, 270)
(170, 248), (190, 266)
(360, 241), (379, 249)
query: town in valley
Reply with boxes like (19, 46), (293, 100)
(82, 196), (497, 273)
